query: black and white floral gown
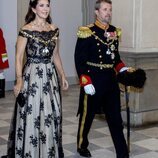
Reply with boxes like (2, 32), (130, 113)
(7, 28), (64, 158)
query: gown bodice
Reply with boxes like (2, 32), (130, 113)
(19, 28), (59, 64)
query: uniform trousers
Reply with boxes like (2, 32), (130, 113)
(77, 72), (129, 158)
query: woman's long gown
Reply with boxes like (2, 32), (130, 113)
(7, 28), (64, 158)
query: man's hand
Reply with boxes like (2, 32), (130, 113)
(84, 84), (95, 95)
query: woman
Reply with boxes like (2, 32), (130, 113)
(5, 0), (68, 157)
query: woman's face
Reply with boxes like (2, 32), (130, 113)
(33, 0), (50, 20)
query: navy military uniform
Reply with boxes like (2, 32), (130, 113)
(74, 20), (129, 158)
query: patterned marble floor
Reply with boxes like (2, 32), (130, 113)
(0, 85), (158, 158)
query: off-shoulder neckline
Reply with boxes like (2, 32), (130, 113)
(20, 28), (58, 33)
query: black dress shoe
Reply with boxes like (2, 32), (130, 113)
(117, 155), (129, 158)
(77, 148), (92, 157)
(1, 156), (7, 158)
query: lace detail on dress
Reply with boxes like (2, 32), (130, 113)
(18, 28), (59, 64)
(6, 27), (63, 158)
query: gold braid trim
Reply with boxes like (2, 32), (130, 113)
(77, 26), (93, 38)
(19, 30), (58, 45)
(78, 94), (88, 148)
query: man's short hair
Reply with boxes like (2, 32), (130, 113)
(95, 0), (112, 10)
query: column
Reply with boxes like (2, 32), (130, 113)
(112, 0), (158, 126)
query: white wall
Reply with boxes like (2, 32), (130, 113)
(0, 0), (17, 89)
(0, 0), (82, 90)
(51, 0), (82, 82)
(112, 0), (158, 52)
(112, 0), (134, 49)
(141, 0), (158, 49)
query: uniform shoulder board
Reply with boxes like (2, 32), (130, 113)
(77, 26), (93, 38)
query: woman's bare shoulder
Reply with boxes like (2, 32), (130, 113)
(21, 23), (33, 31)
(49, 24), (58, 31)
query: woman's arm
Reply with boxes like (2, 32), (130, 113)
(14, 35), (27, 96)
(53, 39), (68, 90)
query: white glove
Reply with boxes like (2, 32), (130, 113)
(120, 67), (135, 73)
(84, 84), (95, 95)
(119, 67), (128, 72)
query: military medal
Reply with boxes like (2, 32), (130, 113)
(111, 53), (115, 59)
(106, 48), (111, 55)
(104, 30), (110, 38)
(110, 44), (115, 51)
(104, 30), (107, 37)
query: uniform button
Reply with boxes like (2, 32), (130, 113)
(100, 67), (103, 70)
(87, 70), (90, 73)
(97, 43), (100, 46)
(100, 61), (103, 64)
(99, 55), (102, 58)
(98, 49), (101, 52)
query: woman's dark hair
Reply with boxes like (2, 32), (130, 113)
(25, 0), (52, 24)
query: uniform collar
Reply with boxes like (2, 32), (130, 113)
(95, 19), (109, 30)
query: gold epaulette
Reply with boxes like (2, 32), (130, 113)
(77, 26), (93, 38)
(116, 27), (122, 37)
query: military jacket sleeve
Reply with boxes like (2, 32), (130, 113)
(74, 26), (93, 77)
(0, 28), (9, 70)
(112, 32), (126, 72)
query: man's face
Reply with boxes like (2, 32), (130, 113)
(95, 2), (112, 24)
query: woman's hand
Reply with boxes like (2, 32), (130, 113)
(61, 75), (69, 90)
(14, 78), (23, 97)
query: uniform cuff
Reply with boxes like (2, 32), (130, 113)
(80, 74), (92, 87)
(115, 62), (126, 72)
(2, 53), (8, 63)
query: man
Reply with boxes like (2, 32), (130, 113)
(74, 0), (129, 157)
(0, 28), (9, 98)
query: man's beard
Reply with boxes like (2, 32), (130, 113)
(102, 17), (111, 24)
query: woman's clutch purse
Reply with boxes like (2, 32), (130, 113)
(16, 92), (26, 107)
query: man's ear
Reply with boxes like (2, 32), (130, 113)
(95, 10), (98, 16)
